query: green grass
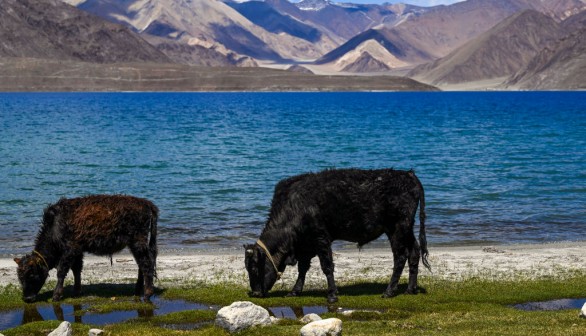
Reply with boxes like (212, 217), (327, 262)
(2, 274), (586, 335)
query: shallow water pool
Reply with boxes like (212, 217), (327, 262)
(0, 297), (214, 331)
(513, 298), (585, 311)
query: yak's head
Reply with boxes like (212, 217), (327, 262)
(244, 243), (297, 298)
(14, 254), (50, 303)
(244, 244), (276, 298)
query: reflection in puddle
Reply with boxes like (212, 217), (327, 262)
(0, 297), (213, 331)
(269, 306), (330, 319)
(513, 298), (585, 311)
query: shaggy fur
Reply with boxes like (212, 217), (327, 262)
(245, 168), (429, 303)
(15, 195), (158, 302)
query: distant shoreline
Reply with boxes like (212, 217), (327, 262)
(0, 58), (438, 92)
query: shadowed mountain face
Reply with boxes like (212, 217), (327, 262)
(408, 10), (565, 85)
(210, 23), (287, 62)
(505, 11), (586, 90)
(225, 1), (322, 43)
(0, 0), (169, 63)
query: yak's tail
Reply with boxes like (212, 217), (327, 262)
(415, 174), (431, 272)
(149, 206), (159, 278)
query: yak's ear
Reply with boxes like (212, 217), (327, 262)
(244, 245), (254, 257)
(14, 257), (21, 264)
(284, 255), (297, 266)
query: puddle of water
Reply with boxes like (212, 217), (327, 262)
(513, 298), (586, 311)
(269, 306), (330, 319)
(1, 299), (389, 332)
(0, 297), (214, 331)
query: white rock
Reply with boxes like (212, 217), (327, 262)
(270, 316), (280, 324)
(300, 318), (342, 336)
(215, 301), (272, 333)
(48, 321), (72, 336)
(89, 329), (104, 336)
(300, 313), (322, 324)
(580, 302), (586, 318)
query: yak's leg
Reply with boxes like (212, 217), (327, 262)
(406, 237), (420, 295)
(129, 242), (155, 300)
(71, 255), (84, 297)
(53, 256), (73, 301)
(382, 229), (409, 298)
(287, 257), (311, 297)
(135, 270), (144, 296)
(317, 244), (338, 304)
(52, 303), (65, 320)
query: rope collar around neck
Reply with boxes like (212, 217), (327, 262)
(256, 239), (282, 280)
(33, 250), (49, 269)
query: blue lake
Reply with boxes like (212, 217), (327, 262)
(0, 92), (584, 255)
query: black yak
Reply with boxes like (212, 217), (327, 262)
(244, 168), (430, 303)
(14, 195), (158, 302)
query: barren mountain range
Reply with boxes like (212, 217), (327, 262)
(504, 10), (586, 90)
(408, 10), (565, 85)
(1, 0), (585, 90)
(0, 0), (169, 63)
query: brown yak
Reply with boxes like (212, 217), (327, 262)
(14, 195), (158, 302)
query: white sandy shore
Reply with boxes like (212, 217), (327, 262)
(1, 242), (585, 290)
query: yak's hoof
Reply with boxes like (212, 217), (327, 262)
(381, 291), (397, 298)
(23, 295), (36, 303)
(286, 291), (301, 297)
(406, 287), (419, 295)
(249, 291), (265, 298)
(327, 296), (338, 304)
(143, 289), (154, 301)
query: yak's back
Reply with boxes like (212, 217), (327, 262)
(273, 169), (419, 201)
(42, 195), (158, 235)
(267, 169), (422, 222)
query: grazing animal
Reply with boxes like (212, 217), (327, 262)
(14, 195), (158, 302)
(244, 168), (430, 303)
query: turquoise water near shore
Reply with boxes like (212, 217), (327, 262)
(1, 92), (584, 255)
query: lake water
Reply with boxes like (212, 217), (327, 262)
(0, 92), (584, 255)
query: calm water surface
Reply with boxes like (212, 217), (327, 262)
(0, 92), (584, 255)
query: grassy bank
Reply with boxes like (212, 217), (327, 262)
(2, 273), (586, 335)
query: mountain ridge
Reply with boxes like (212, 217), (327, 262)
(408, 10), (564, 85)
(2, 0), (585, 90)
(0, 0), (170, 63)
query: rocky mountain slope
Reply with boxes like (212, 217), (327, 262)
(505, 11), (586, 90)
(2, 0), (584, 90)
(317, 0), (585, 70)
(263, 0), (425, 41)
(0, 0), (169, 63)
(408, 10), (564, 85)
(68, 0), (339, 62)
